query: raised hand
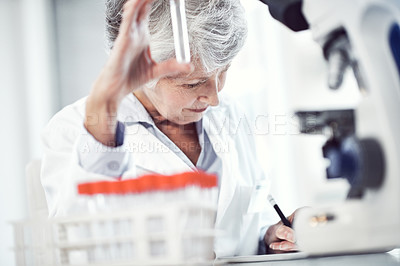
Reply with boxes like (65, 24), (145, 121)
(85, 0), (192, 146)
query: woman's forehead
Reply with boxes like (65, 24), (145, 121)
(169, 63), (230, 81)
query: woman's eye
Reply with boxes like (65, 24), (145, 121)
(184, 82), (202, 89)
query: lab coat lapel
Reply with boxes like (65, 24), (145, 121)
(124, 124), (193, 176)
(204, 110), (239, 225)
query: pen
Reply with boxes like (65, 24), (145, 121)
(267, 194), (292, 228)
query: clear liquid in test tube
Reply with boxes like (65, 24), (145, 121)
(170, 0), (190, 63)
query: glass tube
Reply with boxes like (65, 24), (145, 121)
(170, 0), (191, 63)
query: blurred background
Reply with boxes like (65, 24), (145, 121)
(0, 0), (360, 265)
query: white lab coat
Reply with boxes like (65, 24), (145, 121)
(41, 93), (272, 257)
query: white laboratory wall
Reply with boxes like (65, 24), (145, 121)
(0, 0), (57, 265)
(0, 1), (106, 264)
(53, 0), (108, 106)
(0, 2), (28, 265)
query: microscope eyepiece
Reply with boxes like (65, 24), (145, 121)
(259, 0), (309, 32)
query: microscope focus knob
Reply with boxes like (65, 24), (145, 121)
(323, 137), (385, 198)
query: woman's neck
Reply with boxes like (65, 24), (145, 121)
(132, 91), (200, 165)
(133, 90), (165, 122)
(133, 90), (196, 133)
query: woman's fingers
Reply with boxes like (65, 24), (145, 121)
(120, 0), (137, 35)
(144, 46), (155, 65)
(288, 210), (297, 223)
(264, 210), (303, 254)
(120, 0), (149, 36)
(269, 241), (298, 252)
(137, 0), (154, 23)
(114, 0), (153, 60)
(123, 0), (144, 27)
(269, 223), (298, 253)
(275, 224), (296, 243)
(102, 0), (193, 93)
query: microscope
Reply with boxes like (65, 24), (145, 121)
(259, 0), (400, 255)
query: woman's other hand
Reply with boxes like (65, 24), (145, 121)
(264, 209), (299, 254)
(85, 0), (192, 146)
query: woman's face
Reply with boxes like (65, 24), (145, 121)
(140, 64), (230, 125)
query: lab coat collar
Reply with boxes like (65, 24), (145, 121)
(117, 93), (154, 126)
(124, 123), (194, 176)
(118, 93), (196, 175)
(203, 107), (238, 225)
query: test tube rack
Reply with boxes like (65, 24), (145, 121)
(12, 201), (217, 266)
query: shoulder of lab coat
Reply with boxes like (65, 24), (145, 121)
(40, 97), (129, 216)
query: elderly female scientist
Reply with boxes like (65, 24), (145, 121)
(41, 0), (298, 257)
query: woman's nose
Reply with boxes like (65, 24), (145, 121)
(197, 79), (221, 106)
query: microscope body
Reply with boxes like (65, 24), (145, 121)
(292, 0), (400, 254)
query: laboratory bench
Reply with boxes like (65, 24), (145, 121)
(223, 249), (400, 266)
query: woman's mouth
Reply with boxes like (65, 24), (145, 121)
(187, 107), (208, 113)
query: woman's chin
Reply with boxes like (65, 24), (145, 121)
(175, 114), (203, 125)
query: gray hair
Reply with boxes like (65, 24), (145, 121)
(105, 0), (247, 73)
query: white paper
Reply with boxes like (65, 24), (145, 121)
(218, 252), (309, 263)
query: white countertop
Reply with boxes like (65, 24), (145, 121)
(224, 249), (400, 266)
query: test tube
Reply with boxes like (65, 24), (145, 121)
(170, 0), (190, 63)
